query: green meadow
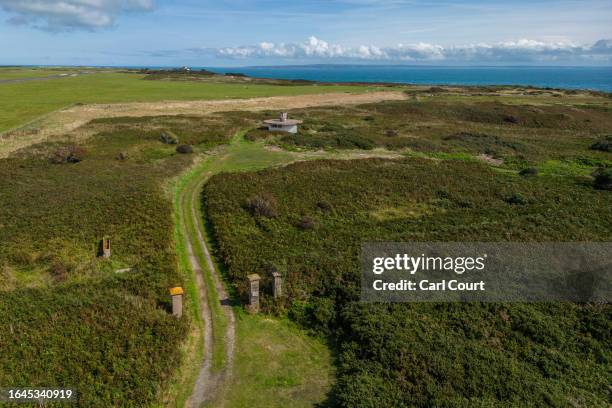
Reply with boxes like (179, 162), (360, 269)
(0, 71), (377, 132)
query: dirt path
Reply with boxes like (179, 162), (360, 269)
(182, 167), (236, 408)
(182, 180), (214, 407)
(181, 158), (236, 408)
(0, 90), (405, 159)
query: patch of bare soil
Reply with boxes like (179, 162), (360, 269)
(0, 91), (405, 158)
(477, 153), (504, 165)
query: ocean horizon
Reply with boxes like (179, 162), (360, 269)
(199, 65), (612, 92)
(5, 64), (611, 92)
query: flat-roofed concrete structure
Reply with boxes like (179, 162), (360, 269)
(264, 112), (302, 134)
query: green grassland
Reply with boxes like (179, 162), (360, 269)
(212, 311), (334, 408)
(0, 71), (380, 132)
(0, 67), (82, 80)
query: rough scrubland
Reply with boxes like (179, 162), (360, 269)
(247, 90), (612, 169)
(0, 113), (252, 406)
(204, 158), (611, 407)
(203, 91), (612, 407)
(2, 79), (611, 406)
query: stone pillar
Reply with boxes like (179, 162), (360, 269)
(102, 237), (111, 258)
(169, 287), (184, 318)
(272, 271), (282, 298)
(247, 274), (261, 313)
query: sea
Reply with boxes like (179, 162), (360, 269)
(203, 65), (612, 92)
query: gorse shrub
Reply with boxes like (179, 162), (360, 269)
(593, 167), (612, 190)
(245, 193), (278, 217)
(590, 136), (611, 152)
(505, 192), (528, 205)
(385, 129), (398, 137)
(519, 167), (539, 177)
(504, 114), (519, 124)
(297, 216), (316, 230)
(316, 200), (332, 212)
(176, 144), (193, 154)
(160, 131), (179, 145)
(50, 145), (86, 164)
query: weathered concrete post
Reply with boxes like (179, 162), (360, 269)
(272, 271), (282, 298)
(169, 287), (184, 318)
(247, 274), (261, 313)
(102, 237), (111, 258)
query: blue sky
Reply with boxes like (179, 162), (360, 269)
(1, 0), (611, 66)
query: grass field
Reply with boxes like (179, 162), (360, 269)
(212, 311), (334, 408)
(0, 67), (81, 80)
(0, 71), (380, 132)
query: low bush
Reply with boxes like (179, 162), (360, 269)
(245, 127), (272, 141)
(519, 167), (539, 177)
(593, 167), (612, 190)
(505, 192), (528, 205)
(245, 193), (278, 217)
(176, 144), (193, 154)
(590, 136), (611, 152)
(297, 216), (316, 230)
(160, 131), (179, 145)
(50, 145), (86, 164)
(385, 129), (398, 137)
(316, 200), (332, 212)
(504, 114), (519, 124)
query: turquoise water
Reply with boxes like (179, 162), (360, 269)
(208, 65), (612, 92)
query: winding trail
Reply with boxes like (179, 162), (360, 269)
(179, 163), (236, 408)
(177, 131), (403, 407)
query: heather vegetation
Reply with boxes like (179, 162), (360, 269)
(246, 96), (612, 170)
(2, 78), (611, 406)
(0, 114), (248, 405)
(203, 157), (612, 407)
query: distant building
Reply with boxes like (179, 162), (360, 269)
(264, 112), (302, 134)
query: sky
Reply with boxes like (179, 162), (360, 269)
(0, 0), (611, 66)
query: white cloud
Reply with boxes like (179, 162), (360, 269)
(215, 36), (612, 64)
(0, 0), (154, 30)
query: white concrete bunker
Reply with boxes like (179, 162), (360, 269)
(263, 112), (302, 134)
